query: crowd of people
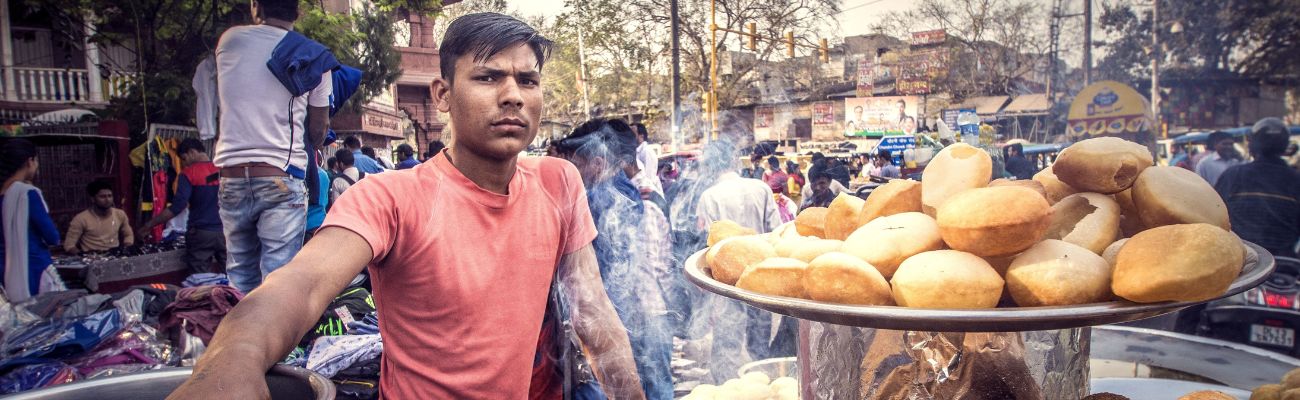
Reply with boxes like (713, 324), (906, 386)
(0, 3), (1298, 399)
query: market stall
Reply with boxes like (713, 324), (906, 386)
(682, 136), (1289, 399)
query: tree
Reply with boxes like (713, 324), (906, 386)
(872, 0), (1052, 100)
(28, 0), (437, 141)
(628, 0), (842, 110)
(1094, 0), (1300, 85)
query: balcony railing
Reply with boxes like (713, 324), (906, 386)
(3, 67), (134, 104)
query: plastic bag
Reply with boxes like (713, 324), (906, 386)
(0, 309), (123, 370)
(0, 362), (79, 394)
(71, 321), (176, 374)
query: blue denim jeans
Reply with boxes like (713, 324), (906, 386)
(218, 176), (307, 293)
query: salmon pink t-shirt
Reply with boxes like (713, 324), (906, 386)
(321, 152), (597, 399)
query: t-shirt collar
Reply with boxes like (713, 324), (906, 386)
(430, 150), (519, 209)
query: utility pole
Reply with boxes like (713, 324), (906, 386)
(1083, 0), (1092, 85)
(670, 0), (682, 148)
(1150, 0), (1160, 135)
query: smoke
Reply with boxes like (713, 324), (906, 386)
(554, 120), (675, 399)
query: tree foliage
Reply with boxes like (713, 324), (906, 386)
(1094, 0), (1300, 86)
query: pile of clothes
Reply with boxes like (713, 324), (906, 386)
(0, 276), (235, 394)
(0, 273), (383, 400)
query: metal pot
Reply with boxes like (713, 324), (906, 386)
(5, 365), (334, 400)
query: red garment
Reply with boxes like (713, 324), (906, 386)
(158, 285), (245, 345)
(321, 154), (598, 399)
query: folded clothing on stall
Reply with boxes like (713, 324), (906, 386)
(305, 334), (382, 379)
(158, 285), (244, 345)
(0, 362), (78, 394)
(182, 273), (229, 288)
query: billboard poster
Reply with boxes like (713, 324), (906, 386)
(812, 102), (835, 126)
(911, 29), (947, 47)
(856, 59), (874, 97)
(844, 96), (920, 138)
(755, 106), (774, 129)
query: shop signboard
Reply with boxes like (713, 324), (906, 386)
(856, 59), (874, 97)
(812, 102), (836, 126)
(755, 106), (775, 129)
(844, 96), (920, 138)
(1066, 80), (1154, 138)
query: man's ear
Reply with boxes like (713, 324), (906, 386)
(431, 78), (451, 113)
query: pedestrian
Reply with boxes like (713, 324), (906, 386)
(361, 146), (392, 170)
(1002, 143), (1036, 180)
(65, 181), (133, 254)
(342, 136), (384, 174)
(802, 164), (836, 210)
(555, 118), (673, 400)
(1, 139), (63, 302)
(631, 123), (664, 199)
(1215, 118), (1300, 258)
(305, 153), (330, 241)
(762, 155), (788, 194)
(394, 144), (419, 170)
(1169, 145), (1192, 170)
(330, 148), (363, 205)
(137, 139), (226, 273)
(423, 140), (446, 162)
(212, 0), (333, 292)
(740, 152), (765, 179)
(872, 150), (902, 179)
(693, 138), (791, 384)
(801, 153), (848, 201)
(168, 12), (645, 400)
(785, 160), (804, 205)
(1195, 131), (1245, 186)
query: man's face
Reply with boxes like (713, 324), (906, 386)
(92, 189), (114, 210)
(854, 107), (864, 119)
(812, 177), (830, 194)
(433, 44), (543, 162)
(898, 102), (906, 113)
(1215, 139), (1235, 155)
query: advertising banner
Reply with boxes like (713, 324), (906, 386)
(911, 29), (947, 47)
(755, 106), (775, 129)
(856, 59), (874, 97)
(844, 96), (920, 138)
(812, 102), (836, 126)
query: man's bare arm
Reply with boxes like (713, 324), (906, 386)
(557, 244), (647, 400)
(167, 227), (371, 399)
(307, 105), (329, 151)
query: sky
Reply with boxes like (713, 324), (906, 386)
(508, 0), (914, 38)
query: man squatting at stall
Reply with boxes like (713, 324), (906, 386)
(168, 12), (646, 399)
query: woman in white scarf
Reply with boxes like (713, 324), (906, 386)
(1, 139), (62, 302)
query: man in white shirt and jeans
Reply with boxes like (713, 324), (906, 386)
(213, 0), (332, 292)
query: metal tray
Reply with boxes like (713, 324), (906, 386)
(684, 241), (1275, 332)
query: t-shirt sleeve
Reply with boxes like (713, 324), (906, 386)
(169, 175), (193, 215)
(321, 177), (397, 263)
(558, 162), (597, 254)
(308, 70), (332, 108)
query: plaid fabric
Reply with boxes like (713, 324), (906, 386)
(641, 202), (671, 315)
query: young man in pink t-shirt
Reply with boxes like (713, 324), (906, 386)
(169, 12), (645, 400)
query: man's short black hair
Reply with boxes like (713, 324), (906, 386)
(396, 144), (414, 155)
(427, 140), (446, 156)
(767, 155), (780, 167)
(177, 138), (206, 155)
(86, 180), (113, 197)
(808, 163), (830, 183)
(335, 149), (355, 167)
(1207, 131), (1232, 147)
(361, 147), (377, 158)
(630, 123), (649, 140)
(256, 0), (298, 21)
(343, 136), (362, 149)
(439, 13), (553, 83)
(326, 157), (337, 170)
(556, 118), (637, 166)
(878, 149), (892, 159)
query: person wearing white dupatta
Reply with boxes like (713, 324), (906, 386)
(1, 139), (63, 302)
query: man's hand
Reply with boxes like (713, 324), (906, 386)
(557, 244), (647, 400)
(136, 228), (154, 243)
(165, 227), (371, 399)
